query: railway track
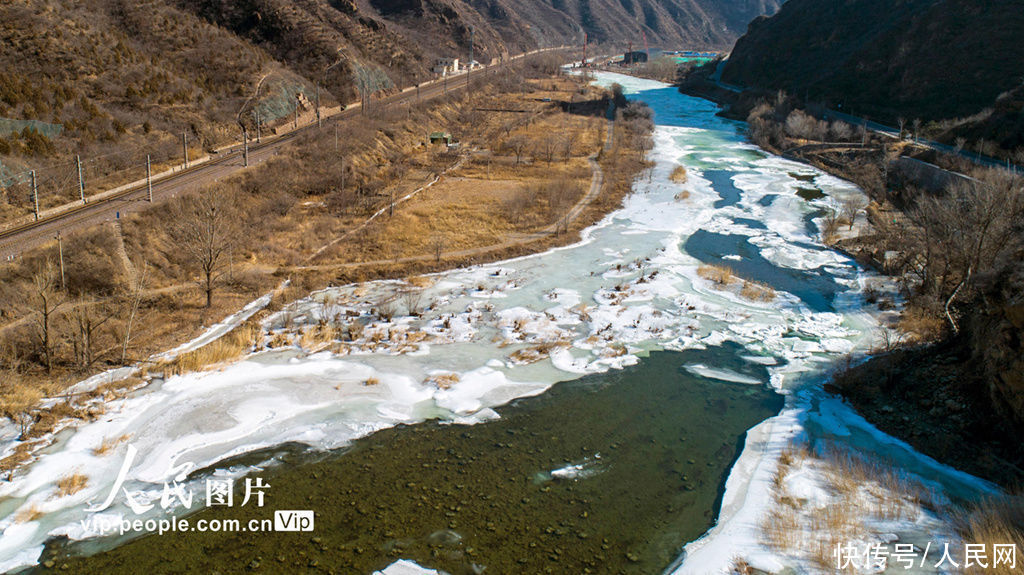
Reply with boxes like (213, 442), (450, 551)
(0, 48), (570, 259)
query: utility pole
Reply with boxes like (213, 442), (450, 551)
(468, 27), (475, 95)
(31, 169), (38, 221)
(57, 232), (65, 289)
(255, 109), (261, 143)
(334, 123), (338, 152)
(340, 156), (345, 191)
(316, 85), (322, 128)
(146, 154), (153, 202)
(182, 132), (189, 169)
(242, 127), (249, 167)
(76, 155), (85, 203)
(293, 98), (298, 129)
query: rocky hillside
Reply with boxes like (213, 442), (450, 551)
(0, 0), (777, 196)
(721, 0), (1024, 158)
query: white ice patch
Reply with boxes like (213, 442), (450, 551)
(374, 559), (440, 575)
(683, 364), (763, 385)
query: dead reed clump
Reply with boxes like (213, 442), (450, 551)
(93, 434), (130, 456)
(14, 504), (42, 523)
(670, 165), (688, 183)
(809, 504), (861, 539)
(740, 280), (777, 302)
(697, 264), (736, 286)
(954, 495), (1024, 575)
(601, 342), (629, 358)
(266, 331), (293, 348)
(54, 472), (89, 498)
(897, 307), (946, 343)
(760, 504), (801, 551)
(363, 377), (380, 386)
(160, 321), (261, 376)
(406, 275), (435, 289)
(425, 373), (460, 390)
(674, 190), (691, 201)
(298, 323), (339, 351)
(818, 441), (930, 522)
(508, 342), (568, 364)
(728, 556), (753, 575)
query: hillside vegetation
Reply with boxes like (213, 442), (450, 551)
(721, 0), (1024, 160)
(0, 0), (777, 223)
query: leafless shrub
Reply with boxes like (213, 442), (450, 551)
(402, 287), (424, 317)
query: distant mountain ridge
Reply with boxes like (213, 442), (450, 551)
(720, 0), (1024, 155)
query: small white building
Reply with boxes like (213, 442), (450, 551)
(433, 57), (459, 76)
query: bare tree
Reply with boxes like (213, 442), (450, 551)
(820, 208), (842, 244)
(430, 233), (445, 263)
(561, 130), (579, 161)
(169, 190), (238, 308)
(840, 196), (867, 230)
(910, 173), (1024, 330)
(500, 120), (518, 138)
(504, 135), (529, 166)
(538, 135), (558, 165)
(67, 297), (112, 368)
(120, 262), (148, 364)
(830, 121), (853, 142)
(785, 110), (819, 140)
(29, 260), (66, 372)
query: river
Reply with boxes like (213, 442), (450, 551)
(0, 72), (994, 574)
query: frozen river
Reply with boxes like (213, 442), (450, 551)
(0, 73), (994, 574)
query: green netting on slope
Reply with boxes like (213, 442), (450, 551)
(253, 81), (311, 124)
(352, 63), (394, 95)
(0, 160), (32, 188)
(0, 118), (63, 139)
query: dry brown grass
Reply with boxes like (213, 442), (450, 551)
(897, 307), (946, 342)
(728, 556), (753, 574)
(406, 275), (436, 289)
(697, 264), (736, 286)
(508, 341), (570, 364)
(424, 373), (460, 390)
(363, 377), (380, 386)
(298, 323), (339, 351)
(674, 190), (691, 201)
(55, 472), (89, 498)
(819, 443), (929, 507)
(956, 495), (1024, 575)
(760, 504), (800, 551)
(670, 165), (688, 183)
(740, 280), (777, 302)
(158, 320), (260, 376)
(15, 504), (42, 523)
(93, 434), (130, 456)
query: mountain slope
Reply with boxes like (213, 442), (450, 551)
(0, 0), (779, 201)
(721, 0), (1024, 154)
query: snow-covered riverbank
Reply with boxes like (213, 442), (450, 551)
(0, 73), (997, 574)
